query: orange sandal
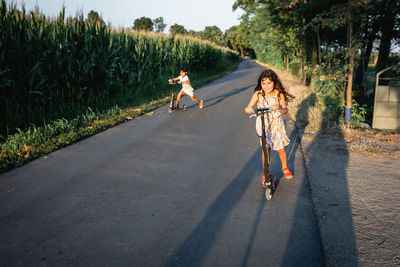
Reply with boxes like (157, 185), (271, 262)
(282, 168), (293, 179)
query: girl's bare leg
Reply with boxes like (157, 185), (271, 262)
(189, 96), (203, 108)
(279, 148), (293, 178)
(278, 148), (288, 169)
(176, 90), (186, 106)
(190, 96), (201, 104)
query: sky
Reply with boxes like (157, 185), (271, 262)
(10, 0), (244, 33)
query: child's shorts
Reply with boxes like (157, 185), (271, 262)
(181, 85), (194, 97)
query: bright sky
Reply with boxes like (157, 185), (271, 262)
(10, 0), (243, 33)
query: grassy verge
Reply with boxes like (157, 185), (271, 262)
(0, 61), (241, 174)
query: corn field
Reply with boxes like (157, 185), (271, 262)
(0, 1), (239, 137)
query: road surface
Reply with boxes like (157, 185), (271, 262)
(0, 60), (323, 266)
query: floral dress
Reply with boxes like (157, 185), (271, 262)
(256, 94), (290, 151)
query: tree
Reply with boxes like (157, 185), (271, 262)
(87, 10), (99, 22)
(225, 26), (240, 51)
(187, 30), (201, 38)
(225, 25), (252, 56)
(133, 17), (153, 32)
(169, 23), (186, 36)
(353, 2), (382, 97)
(87, 10), (105, 25)
(233, 0), (400, 126)
(375, 0), (399, 73)
(153, 17), (167, 33)
(201, 26), (225, 46)
(235, 0), (315, 69)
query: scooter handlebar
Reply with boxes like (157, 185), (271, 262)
(249, 107), (280, 118)
(254, 107), (275, 114)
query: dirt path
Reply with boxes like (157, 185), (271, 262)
(259, 62), (400, 266)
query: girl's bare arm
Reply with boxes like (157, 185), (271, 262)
(168, 76), (179, 82)
(278, 93), (288, 115)
(244, 93), (258, 114)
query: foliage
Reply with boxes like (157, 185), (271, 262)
(133, 16), (153, 31)
(233, 0), (400, 127)
(312, 55), (346, 95)
(224, 24), (253, 57)
(187, 30), (201, 39)
(87, 10), (105, 25)
(201, 26), (225, 46)
(169, 23), (186, 36)
(350, 101), (368, 127)
(153, 17), (167, 33)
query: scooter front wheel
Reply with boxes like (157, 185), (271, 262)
(265, 187), (272, 201)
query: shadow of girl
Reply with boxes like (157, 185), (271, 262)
(298, 93), (359, 266)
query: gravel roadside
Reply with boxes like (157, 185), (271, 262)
(299, 131), (400, 267)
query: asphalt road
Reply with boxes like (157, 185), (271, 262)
(0, 60), (324, 266)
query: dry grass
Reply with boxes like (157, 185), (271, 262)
(343, 127), (400, 156)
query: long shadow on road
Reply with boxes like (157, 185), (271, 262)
(165, 151), (260, 267)
(281, 118), (324, 266)
(165, 113), (324, 266)
(240, 193), (266, 267)
(287, 93), (358, 266)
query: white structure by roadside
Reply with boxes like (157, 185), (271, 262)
(373, 65), (400, 130)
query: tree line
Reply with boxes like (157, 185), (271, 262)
(232, 0), (399, 124)
(132, 16), (252, 56)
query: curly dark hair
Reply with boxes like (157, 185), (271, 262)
(254, 69), (294, 102)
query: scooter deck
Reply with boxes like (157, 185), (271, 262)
(168, 104), (186, 113)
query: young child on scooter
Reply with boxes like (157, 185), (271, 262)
(168, 67), (204, 109)
(244, 69), (295, 182)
